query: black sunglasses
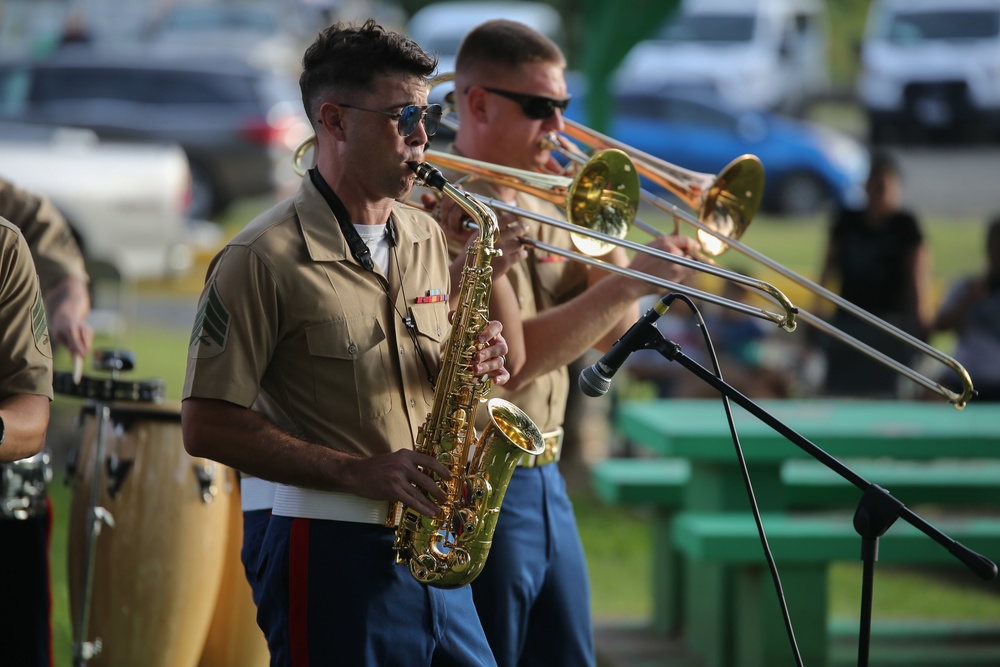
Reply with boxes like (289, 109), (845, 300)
(337, 102), (443, 137)
(481, 87), (571, 120)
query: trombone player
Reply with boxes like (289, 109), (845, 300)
(427, 19), (699, 666)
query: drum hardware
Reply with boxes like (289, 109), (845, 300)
(65, 444), (78, 485)
(194, 463), (219, 504)
(0, 450), (53, 520)
(105, 457), (133, 500)
(68, 348), (142, 667)
(74, 399), (111, 667)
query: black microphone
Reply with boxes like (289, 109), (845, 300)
(579, 294), (677, 397)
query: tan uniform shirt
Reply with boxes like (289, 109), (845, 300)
(183, 175), (452, 467)
(0, 178), (88, 293)
(426, 161), (589, 433)
(0, 218), (53, 401)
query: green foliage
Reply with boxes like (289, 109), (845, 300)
(824, 0), (874, 89)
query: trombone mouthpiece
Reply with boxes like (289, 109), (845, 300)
(408, 161), (448, 190)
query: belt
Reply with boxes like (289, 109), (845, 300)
(272, 484), (395, 526)
(240, 476), (277, 512)
(518, 427), (563, 468)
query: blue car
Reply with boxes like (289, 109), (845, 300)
(566, 87), (869, 216)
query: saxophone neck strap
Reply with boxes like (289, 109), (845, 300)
(309, 167), (435, 388)
(309, 166), (398, 271)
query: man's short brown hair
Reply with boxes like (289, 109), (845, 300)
(455, 19), (565, 78)
(300, 18), (437, 125)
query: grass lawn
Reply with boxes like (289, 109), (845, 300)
(43, 203), (998, 663)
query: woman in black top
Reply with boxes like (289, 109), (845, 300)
(817, 151), (931, 398)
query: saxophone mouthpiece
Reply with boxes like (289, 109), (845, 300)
(408, 161), (448, 191)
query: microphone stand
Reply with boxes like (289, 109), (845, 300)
(638, 332), (997, 666)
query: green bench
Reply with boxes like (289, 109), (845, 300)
(672, 512), (1000, 667)
(590, 457), (1000, 635)
(592, 457), (1000, 510)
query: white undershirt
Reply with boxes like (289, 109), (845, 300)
(354, 223), (391, 274)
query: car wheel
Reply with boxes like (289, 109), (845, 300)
(188, 162), (217, 220)
(774, 171), (829, 216)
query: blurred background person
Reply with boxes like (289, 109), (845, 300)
(1, 177), (90, 667)
(0, 217), (54, 667)
(932, 216), (1000, 402)
(1, 177), (93, 360)
(815, 151), (931, 398)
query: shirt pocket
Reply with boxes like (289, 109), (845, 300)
(306, 316), (391, 422)
(408, 301), (449, 405)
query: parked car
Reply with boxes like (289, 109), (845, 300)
(143, 2), (311, 78)
(568, 89), (868, 215)
(0, 50), (311, 219)
(613, 0), (830, 115)
(0, 122), (194, 282)
(856, 0), (1000, 144)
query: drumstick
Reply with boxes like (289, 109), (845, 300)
(73, 354), (83, 385)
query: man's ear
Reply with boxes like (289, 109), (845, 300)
(319, 102), (347, 140)
(464, 86), (489, 123)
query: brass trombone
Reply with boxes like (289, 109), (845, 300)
(420, 148), (799, 333)
(541, 119), (975, 408)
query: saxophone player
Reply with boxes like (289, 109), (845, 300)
(181, 20), (508, 666)
(429, 20), (699, 666)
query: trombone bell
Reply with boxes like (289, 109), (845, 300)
(424, 148), (640, 257)
(699, 155), (765, 256)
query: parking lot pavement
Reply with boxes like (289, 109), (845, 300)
(895, 147), (1000, 219)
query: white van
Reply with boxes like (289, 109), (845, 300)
(612, 0), (829, 114)
(857, 0), (1000, 143)
(405, 1), (564, 77)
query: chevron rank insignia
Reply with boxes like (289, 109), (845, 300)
(31, 288), (52, 358)
(189, 282), (230, 358)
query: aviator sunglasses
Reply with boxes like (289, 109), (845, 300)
(337, 102), (444, 137)
(481, 87), (571, 120)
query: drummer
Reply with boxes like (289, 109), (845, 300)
(1, 178), (93, 358)
(1, 178), (92, 667)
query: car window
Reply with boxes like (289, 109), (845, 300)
(665, 99), (737, 131)
(657, 13), (756, 43)
(31, 68), (147, 102)
(143, 71), (257, 105)
(885, 10), (1000, 43)
(159, 6), (278, 34)
(26, 66), (257, 106)
(614, 93), (738, 132)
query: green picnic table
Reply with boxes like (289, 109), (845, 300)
(608, 398), (1000, 667)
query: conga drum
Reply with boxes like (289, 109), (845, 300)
(198, 468), (269, 667)
(68, 400), (230, 667)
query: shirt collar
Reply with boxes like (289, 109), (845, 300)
(293, 172), (433, 263)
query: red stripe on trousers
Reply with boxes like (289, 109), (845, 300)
(289, 518), (310, 667)
(45, 496), (53, 667)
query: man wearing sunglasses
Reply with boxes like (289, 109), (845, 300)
(432, 19), (700, 667)
(182, 19), (508, 666)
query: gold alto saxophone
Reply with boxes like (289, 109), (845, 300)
(391, 161), (545, 589)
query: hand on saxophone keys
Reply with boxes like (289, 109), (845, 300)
(347, 449), (452, 518)
(473, 321), (510, 384)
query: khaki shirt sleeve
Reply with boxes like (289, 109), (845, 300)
(183, 244), (279, 408)
(0, 178), (89, 293)
(0, 219), (54, 400)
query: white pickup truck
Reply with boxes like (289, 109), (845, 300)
(0, 123), (195, 282)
